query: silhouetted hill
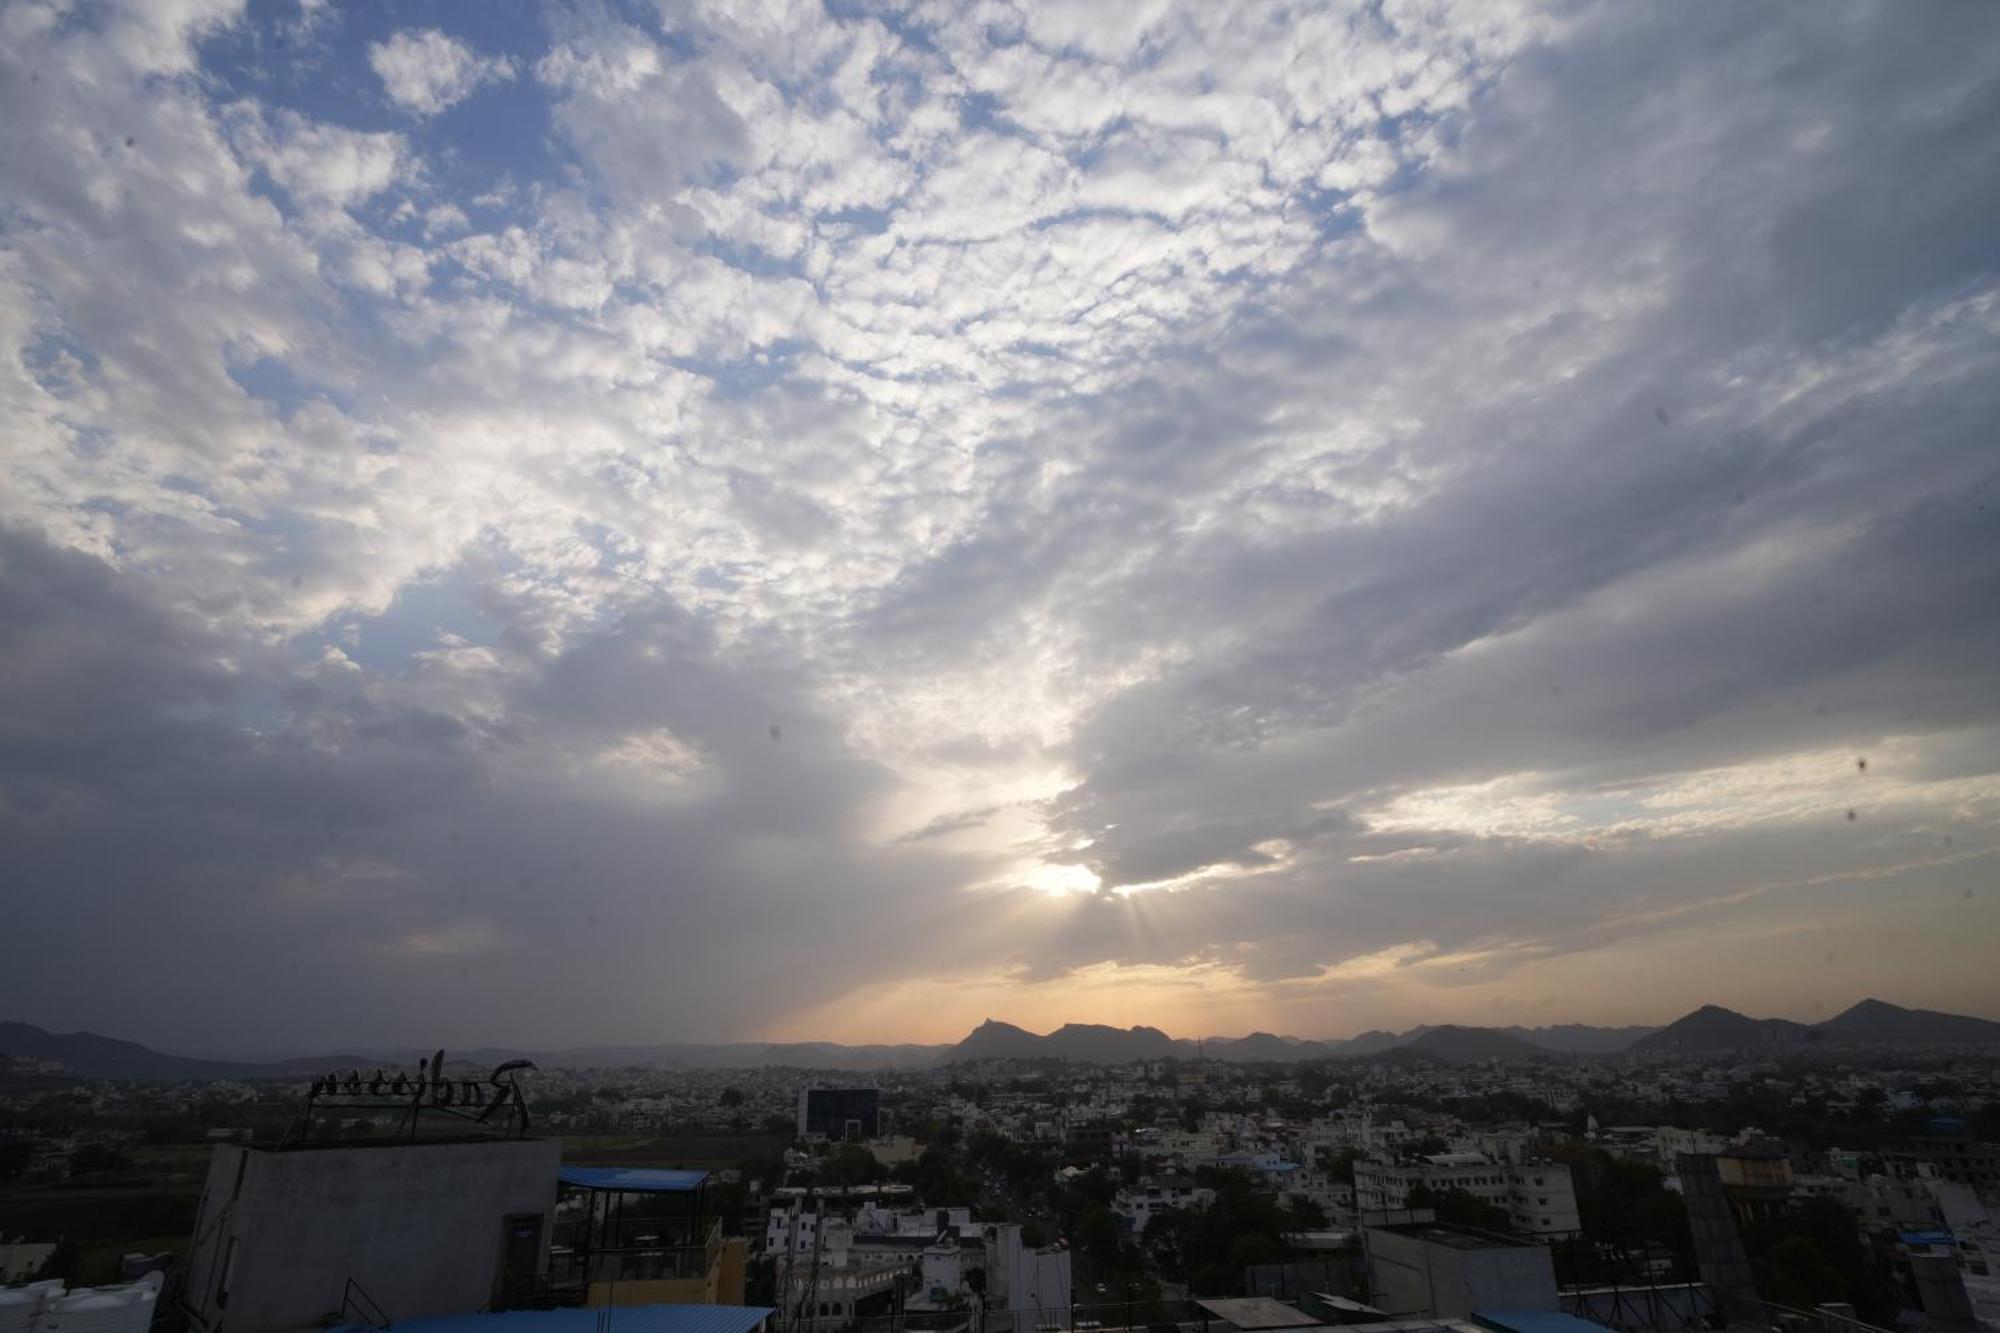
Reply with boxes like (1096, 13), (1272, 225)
(18, 997), (1998, 1081)
(1207, 1032), (1330, 1062)
(0, 1022), (266, 1080)
(1045, 1023), (1181, 1062)
(947, 1019), (1047, 1062)
(1633, 1005), (1810, 1053)
(1337, 1029), (1405, 1055)
(1816, 998), (2000, 1045)
(1401, 1025), (1553, 1063)
(1504, 1023), (1659, 1054)
(946, 1021), (1183, 1064)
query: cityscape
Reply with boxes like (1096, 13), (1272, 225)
(5, 999), (2000, 1333)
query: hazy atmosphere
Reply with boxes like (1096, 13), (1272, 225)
(3, 0), (1997, 1056)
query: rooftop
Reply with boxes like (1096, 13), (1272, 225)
(332, 1310), (768, 1333)
(1195, 1297), (1327, 1330)
(1472, 1313), (1618, 1333)
(1372, 1222), (1533, 1251)
(558, 1166), (710, 1193)
(1718, 1140), (1788, 1160)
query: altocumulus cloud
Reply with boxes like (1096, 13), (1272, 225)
(369, 29), (517, 118)
(1, 0), (1997, 1051)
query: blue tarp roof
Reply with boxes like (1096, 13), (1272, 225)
(1474, 1312), (1619, 1333)
(558, 1166), (711, 1192)
(334, 1306), (769, 1333)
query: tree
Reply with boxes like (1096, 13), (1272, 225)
(1080, 1204), (1122, 1263)
(68, 1143), (134, 1176)
(1758, 1236), (1848, 1311)
(1141, 1206), (1193, 1274)
(1549, 1147), (1691, 1263)
(1164, 1170), (1303, 1294)
(0, 1140), (32, 1179)
(1287, 1193), (1329, 1228)
(1741, 1197), (1902, 1325)
(720, 1088), (746, 1108)
(825, 1142), (886, 1186)
(908, 1147), (976, 1203)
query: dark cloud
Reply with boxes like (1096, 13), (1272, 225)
(3, 0), (1998, 1046)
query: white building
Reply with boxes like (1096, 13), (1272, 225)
(1112, 1178), (1216, 1233)
(1355, 1154), (1580, 1239)
(908, 1223), (1069, 1332)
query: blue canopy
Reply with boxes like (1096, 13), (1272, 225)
(1474, 1312), (1619, 1333)
(559, 1166), (710, 1193)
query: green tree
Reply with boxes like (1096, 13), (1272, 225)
(68, 1143), (134, 1176)
(825, 1142), (887, 1186)
(0, 1140), (33, 1179)
(1757, 1236), (1848, 1311)
(1287, 1193), (1329, 1228)
(1741, 1197), (1902, 1324)
(1080, 1204), (1122, 1262)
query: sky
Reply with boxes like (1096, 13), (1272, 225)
(2, 0), (1998, 1057)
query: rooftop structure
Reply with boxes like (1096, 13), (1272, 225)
(330, 1304), (773, 1333)
(552, 1164), (743, 1308)
(1365, 1221), (1559, 1320)
(558, 1167), (710, 1193)
(183, 1137), (564, 1331)
(1194, 1296), (1328, 1330)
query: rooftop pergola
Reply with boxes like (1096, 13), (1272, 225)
(551, 1167), (718, 1288)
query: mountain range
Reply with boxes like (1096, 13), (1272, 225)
(1633, 998), (2000, 1053)
(4, 998), (1995, 1080)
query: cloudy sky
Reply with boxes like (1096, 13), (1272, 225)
(3, 0), (1997, 1056)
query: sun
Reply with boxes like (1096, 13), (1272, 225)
(1021, 861), (1102, 896)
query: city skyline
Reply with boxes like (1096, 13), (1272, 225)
(3, 0), (1998, 1054)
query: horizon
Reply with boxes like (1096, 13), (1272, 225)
(3, 1), (1998, 1054)
(19, 993), (2000, 1065)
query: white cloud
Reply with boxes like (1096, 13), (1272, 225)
(368, 28), (516, 116)
(232, 108), (407, 206)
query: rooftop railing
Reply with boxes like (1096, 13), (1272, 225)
(546, 1218), (723, 1286)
